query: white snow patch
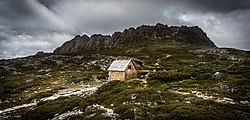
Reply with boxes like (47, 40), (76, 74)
(169, 89), (247, 105)
(131, 93), (138, 100)
(165, 54), (172, 58)
(41, 87), (98, 101)
(240, 100), (249, 104)
(195, 91), (214, 100)
(0, 84), (100, 118)
(169, 90), (190, 95)
(90, 104), (119, 118)
(0, 102), (37, 115)
(51, 109), (83, 120)
(141, 79), (147, 84)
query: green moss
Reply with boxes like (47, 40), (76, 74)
(1, 40), (250, 119)
(148, 71), (191, 82)
(114, 104), (135, 119)
(21, 97), (82, 120)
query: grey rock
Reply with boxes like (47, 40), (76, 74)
(131, 93), (138, 100)
(212, 72), (221, 80)
(53, 23), (216, 54)
(184, 96), (198, 101)
(218, 83), (229, 90)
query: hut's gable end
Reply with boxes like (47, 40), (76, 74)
(125, 61), (136, 70)
(125, 62), (137, 79)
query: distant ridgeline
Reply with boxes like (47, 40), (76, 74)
(53, 23), (217, 54)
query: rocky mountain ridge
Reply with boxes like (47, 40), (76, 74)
(54, 23), (217, 54)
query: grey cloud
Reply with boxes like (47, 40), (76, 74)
(174, 0), (250, 13)
(0, 31), (73, 59)
(0, 0), (250, 59)
(0, 0), (33, 19)
(48, 0), (166, 34)
(38, 0), (56, 9)
(0, 0), (75, 34)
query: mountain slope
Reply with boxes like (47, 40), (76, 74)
(53, 23), (216, 54)
(2, 23), (250, 120)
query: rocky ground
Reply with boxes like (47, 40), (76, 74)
(0, 42), (250, 119)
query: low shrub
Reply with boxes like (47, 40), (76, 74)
(114, 104), (135, 119)
(137, 70), (150, 78)
(195, 73), (212, 80)
(97, 74), (108, 80)
(21, 97), (81, 120)
(95, 80), (122, 94)
(148, 71), (191, 82)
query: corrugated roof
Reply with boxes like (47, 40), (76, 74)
(108, 59), (131, 71)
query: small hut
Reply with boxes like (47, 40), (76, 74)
(108, 59), (137, 80)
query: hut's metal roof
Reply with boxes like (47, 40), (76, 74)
(108, 59), (131, 71)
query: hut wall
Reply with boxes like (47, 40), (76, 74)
(109, 71), (125, 80)
(125, 62), (137, 79)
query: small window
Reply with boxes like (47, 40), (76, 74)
(128, 65), (131, 69)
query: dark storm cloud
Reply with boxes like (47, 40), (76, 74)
(0, 0), (33, 18)
(0, 0), (250, 59)
(0, 0), (75, 34)
(38, 0), (56, 9)
(175, 0), (250, 12)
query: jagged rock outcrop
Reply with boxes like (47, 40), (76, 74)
(54, 23), (216, 54)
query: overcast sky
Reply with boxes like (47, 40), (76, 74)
(0, 0), (250, 59)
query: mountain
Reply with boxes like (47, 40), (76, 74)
(1, 23), (250, 120)
(54, 23), (216, 54)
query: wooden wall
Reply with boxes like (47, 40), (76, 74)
(125, 62), (137, 79)
(109, 71), (125, 80)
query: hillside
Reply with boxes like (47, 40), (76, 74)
(0, 24), (250, 120)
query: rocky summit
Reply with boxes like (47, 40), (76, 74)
(54, 23), (216, 54)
